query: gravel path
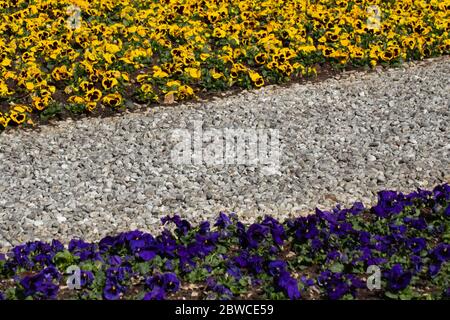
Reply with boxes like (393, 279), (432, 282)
(0, 57), (449, 247)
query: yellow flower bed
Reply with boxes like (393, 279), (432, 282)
(0, 0), (449, 128)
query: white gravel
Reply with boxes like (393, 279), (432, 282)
(0, 56), (449, 247)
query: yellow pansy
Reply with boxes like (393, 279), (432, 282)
(1, 58), (11, 67)
(248, 71), (264, 87)
(153, 66), (169, 78)
(103, 93), (123, 108)
(185, 68), (201, 79)
(210, 69), (224, 79)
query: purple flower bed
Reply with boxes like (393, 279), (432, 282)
(0, 184), (449, 300)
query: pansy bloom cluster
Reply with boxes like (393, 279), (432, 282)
(0, 0), (449, 128)
(0, 184), (449, 300)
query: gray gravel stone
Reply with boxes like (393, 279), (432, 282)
(0, 56), (449, 247)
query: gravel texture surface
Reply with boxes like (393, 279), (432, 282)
(0, 57), (449, 247)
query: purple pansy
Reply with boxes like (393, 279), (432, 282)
(267, 260), (287, 276)
(384, 264), (412, 292)
(206, 277), (233, 298)
(103, 280), (125, 300)
(372, 190), (405, 218)
(20, 266), (61, 299)
(431, 243), (450, 262)
(407, 238), (426, 254)
(215, 212), (232, 229)
(276, 271), (300, 300)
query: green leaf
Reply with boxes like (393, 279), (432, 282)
(238, 277), (250, 287)
(135, 262), (152, 275)
(52, 250), (76, 269)
(330, 262), (344, 273)
(4, 287), (17, 300)
(385, 291), (399, 299)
